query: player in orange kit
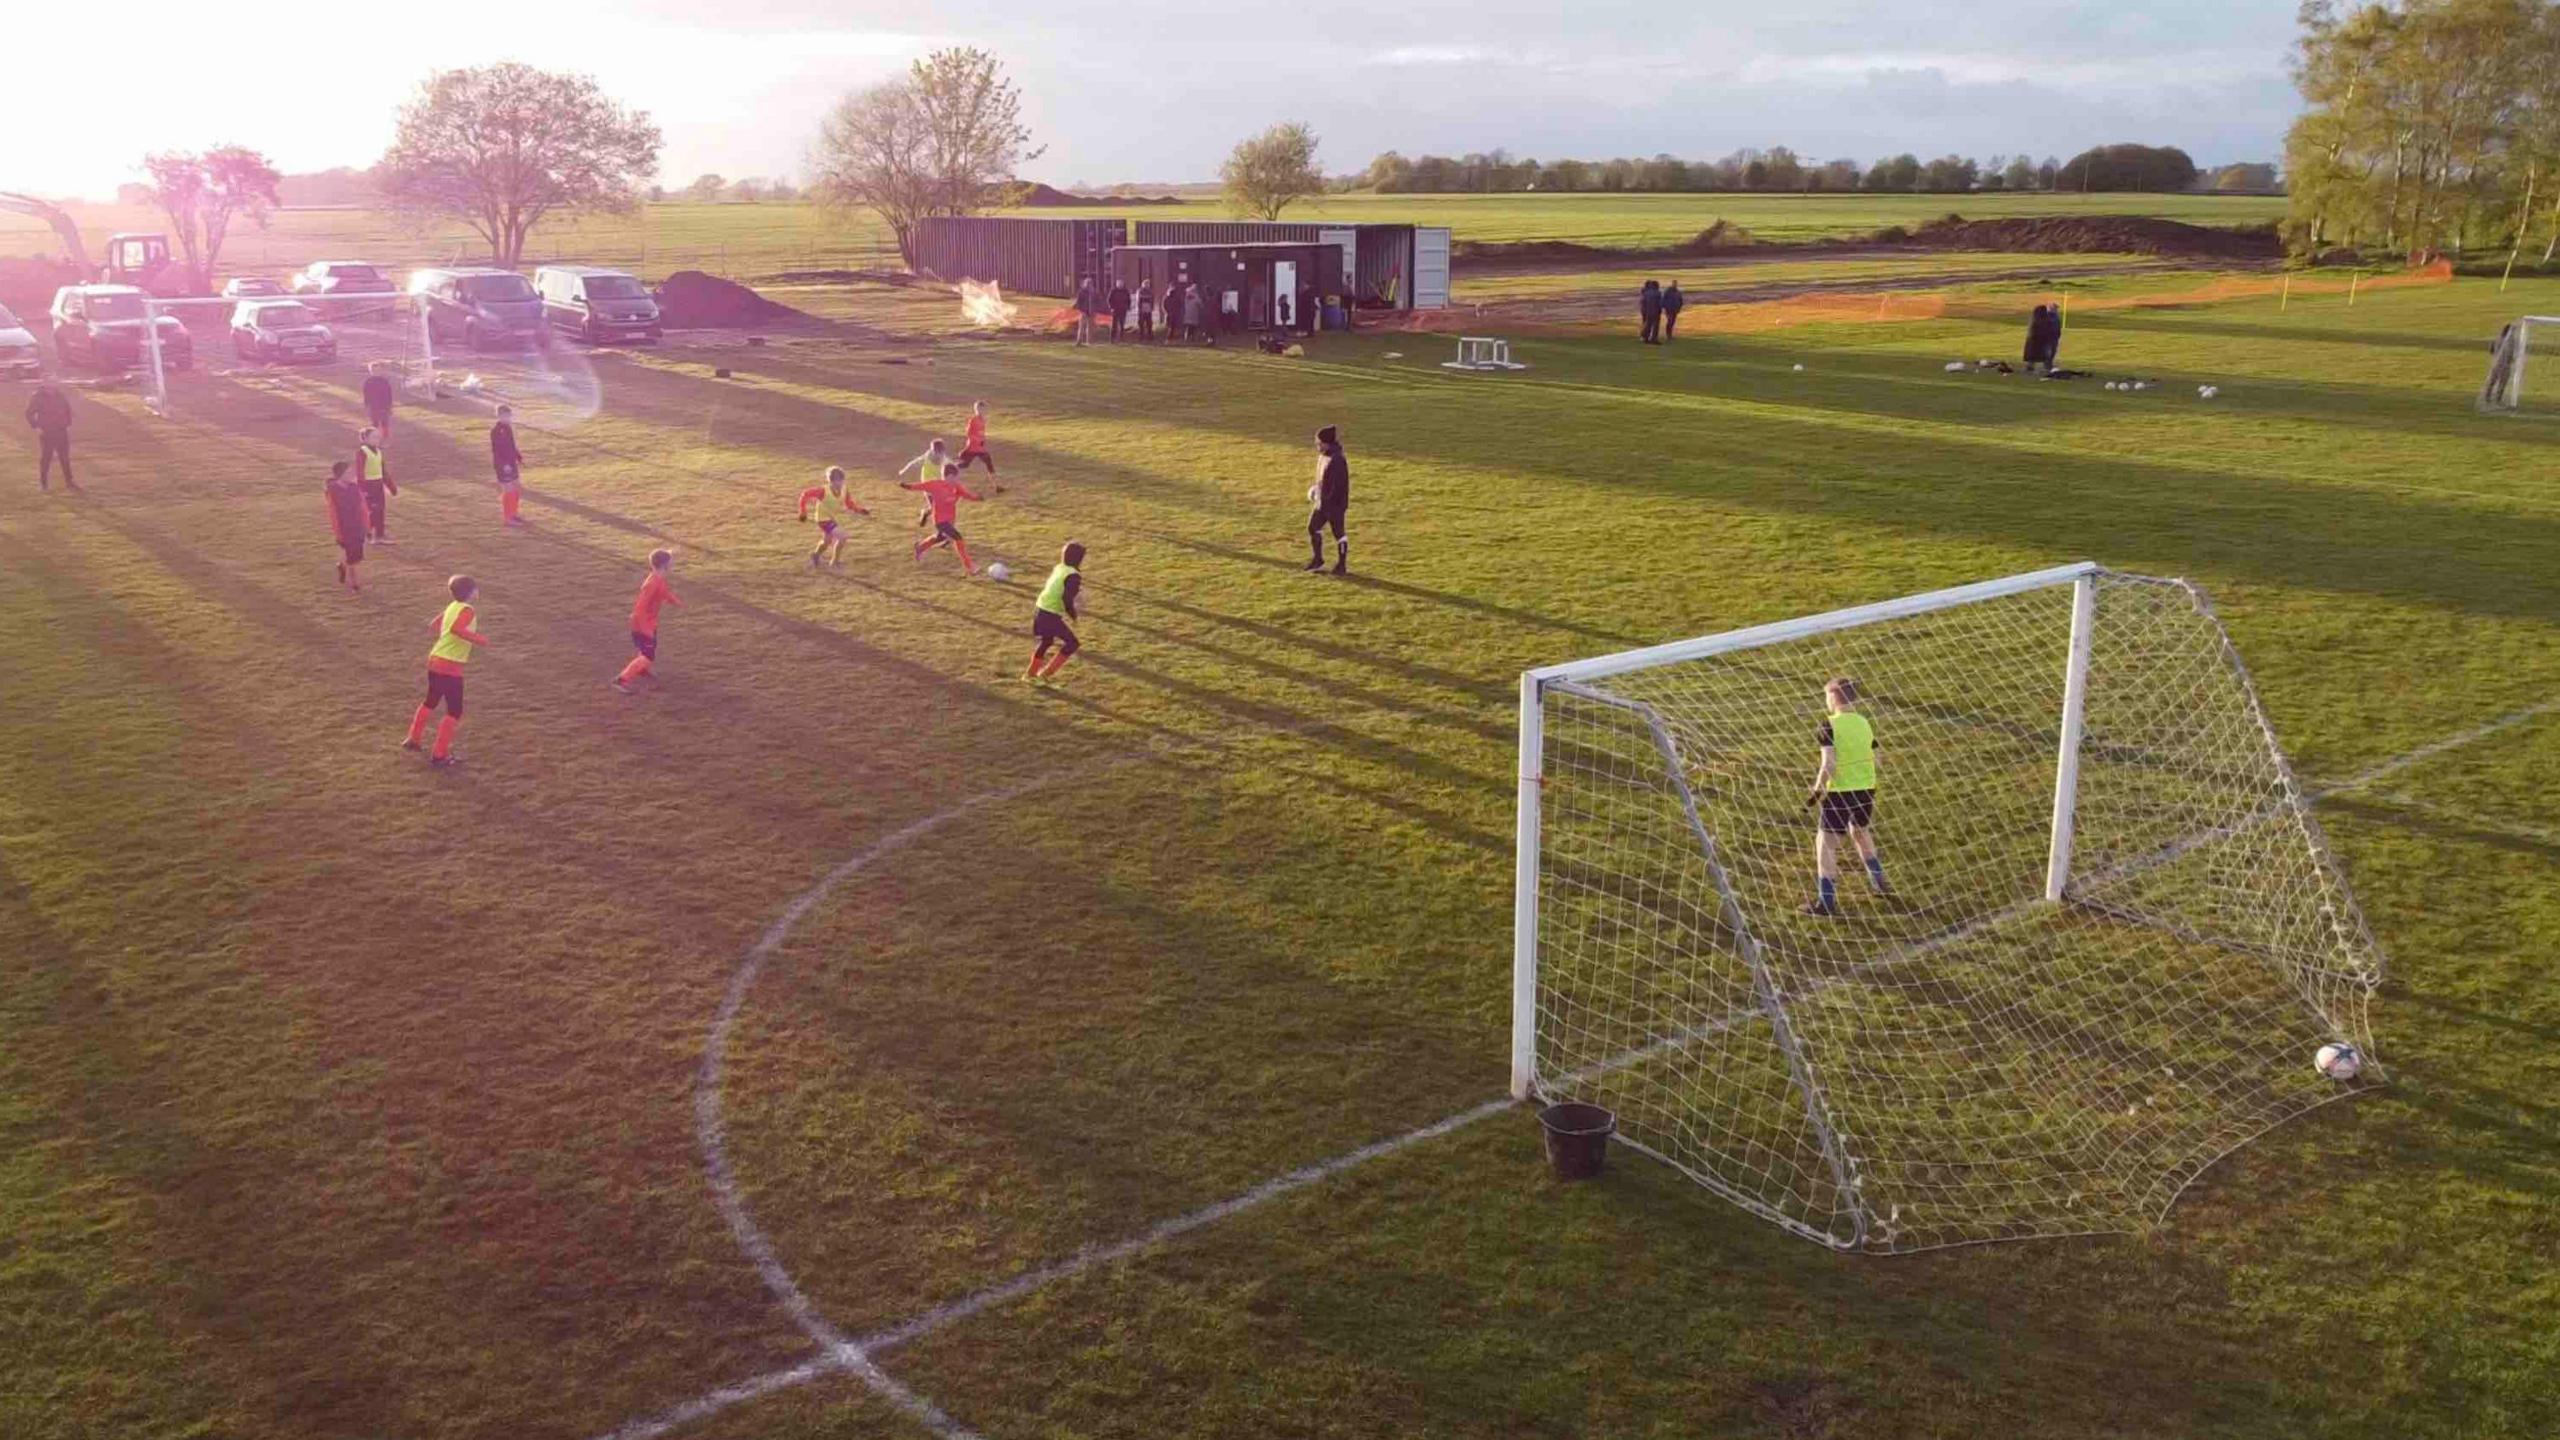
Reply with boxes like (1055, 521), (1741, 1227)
(614, 549), (682, 693)
(956, 400), (996, 475)
(901, 461), (983, 575)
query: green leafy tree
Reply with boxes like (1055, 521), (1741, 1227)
(1223, 122), (1324, 220)
(379, 63), (661, 265)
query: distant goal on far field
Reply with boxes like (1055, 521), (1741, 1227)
(1511, 563), (2386, 1253)
(1443, 336), (1527, 372)
(2477, 315), (2560, 413)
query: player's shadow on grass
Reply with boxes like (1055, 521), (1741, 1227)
(1100, 582), (1498, 701)
(2322, 794), (2560, 865)
(2076, 311), (2499, 356)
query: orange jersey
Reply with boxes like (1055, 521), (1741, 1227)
(630, 571), (679, 635)
(907, 476), (979, 523)
(964, 414), (987, 449)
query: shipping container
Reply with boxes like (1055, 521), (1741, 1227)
(1109, 243), (1347, 332)
(1129, 221), (1441, 310)
(912, 217), (1125, 299)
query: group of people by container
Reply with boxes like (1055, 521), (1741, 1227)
(1076, 275), (1325, 346)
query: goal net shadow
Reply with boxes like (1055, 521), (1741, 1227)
(1517, 566), (2385, 1252)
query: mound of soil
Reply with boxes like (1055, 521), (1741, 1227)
(0, 254), (83, 319)
(1011, 181), (1182, 207)
(1902, 214), (2283, 259)
(1455, 221), (1751, 265)
(653, 270), (804, 328)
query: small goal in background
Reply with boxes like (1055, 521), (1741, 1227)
(1443, 336), (1527, 372)
(2477, 315), (2560, 413)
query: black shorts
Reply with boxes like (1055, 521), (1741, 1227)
(1033, 609), (1077, 643)
(423, 670), (465, 717)
(1818, 789), (1876, 834)
(933, 520), (963, 542)
(1308, 508), (1344, 540)
(495, 463), (520, 485)
(631, 630), (658, 660)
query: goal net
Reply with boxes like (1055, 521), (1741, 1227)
(137, 290), (434, 424)
(2476, 316), (2560, 413)
(1513, 564), (2386, 1253)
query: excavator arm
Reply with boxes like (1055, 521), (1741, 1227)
(0, 192), (91, 272)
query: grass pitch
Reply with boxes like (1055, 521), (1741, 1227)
(1, 268), (2555, 1440)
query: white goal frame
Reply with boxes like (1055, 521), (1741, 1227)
(2478, 314), (2560, 413)
(1443, 335), (1526, 372)
(1511, 562), (2385, 1251)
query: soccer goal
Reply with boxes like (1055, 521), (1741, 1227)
(1443, 335), (1526, 371)
(1513, 563), (2386, 1252)
(136, 290), (435, 422)
(2477, 315), (2560, 413)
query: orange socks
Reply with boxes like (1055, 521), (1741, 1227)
(1038, 650), (1073, 678)
(618, 654), (653, 684)
(501, 489), (520, 523)
(407, 706), (432, 746)
(953, 538), (975, 573)
(431, 715), (460, 761)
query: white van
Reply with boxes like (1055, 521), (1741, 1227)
(534, 266), (663, 344)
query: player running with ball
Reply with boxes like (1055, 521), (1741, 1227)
(901, 462), (984, 575)
(1802, 677), (1889, 916)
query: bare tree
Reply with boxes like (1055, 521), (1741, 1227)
(811, 48), (1040, 270)
(687, 173), (729, 202)
(378, 63), (662, 266)
(1222, 122), (1324, 220)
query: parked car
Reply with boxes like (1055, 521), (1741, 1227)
(49, 285), (193, 371)
(0, 303), (41, 379)
(535, 265), (663, 344)
(290, 260), (396, 297)
(222, 276), (288, 300)
(412, 267), (549, 350)
(230, 300), (337, 363)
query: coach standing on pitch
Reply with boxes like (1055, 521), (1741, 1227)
(24, 380), (76, 492)
(1304, 424), (1349, 575)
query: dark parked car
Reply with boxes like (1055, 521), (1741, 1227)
(413, 267), (549, 350)
(230, 300), (338, 363)
(535, 265), (663, 344)
(49, 285), (193, 371)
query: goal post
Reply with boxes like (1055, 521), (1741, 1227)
(1514, 563), (2386, 1252)
(138, 290), (434, 421)
(2478, 315), (2560, 413)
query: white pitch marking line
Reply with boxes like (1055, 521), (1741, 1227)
(599, 694), (2554, 1440)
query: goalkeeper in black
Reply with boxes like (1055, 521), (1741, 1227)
(1802, 677), (1889, 916)
(1303, 424), (1349, 574)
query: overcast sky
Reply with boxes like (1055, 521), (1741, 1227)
(7, 0), (2301, 198)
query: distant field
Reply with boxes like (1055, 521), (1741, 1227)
(0, 192), (2290, 287)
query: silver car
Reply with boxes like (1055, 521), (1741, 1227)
(231, 300), (338, 363)
(0, 303), (40, 379)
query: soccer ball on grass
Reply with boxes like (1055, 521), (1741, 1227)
(985, 562), (1011, 582)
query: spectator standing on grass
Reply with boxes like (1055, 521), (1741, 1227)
(1639, 279), (1663, 344)
(25, 380), (76, 492)
(1183, 283), (1205, 343)
(1303, 424), (1349, 575)
(491, 405), (526, 528)
(1136, 279), (1156, 342)
(2024, 304), (2063, 374)
(362, 364), (396, 437)
(1662, 282), (1686, 341)
(1109, 278), (1131, 341)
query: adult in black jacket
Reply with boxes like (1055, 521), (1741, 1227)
(1305, 424), (1350, 574)
(1639, 279), (1663, 344)
(24, 381), (76, 491)
(361, 366), (396, 436)
(1661, 281), (1687, 341)
(2024, 304), (2063, 373)
(1108, 281), (1131, 341)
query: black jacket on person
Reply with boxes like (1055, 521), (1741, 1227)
(1639, 281), (1663, 319)
(1108, 284), (1131, 316)
(361, 374), (394, 411)
(24, 388), (71, 435)
(2025, 306), (2063, 363)
(1316, 443), (1349, 516)
(1661, 284), (1686, 316)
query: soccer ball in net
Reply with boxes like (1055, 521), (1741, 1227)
(2316, 1043), (2363, 1082)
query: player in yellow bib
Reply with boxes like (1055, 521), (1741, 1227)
(1802, 676), (1889, 916)
(1025, 540), (1085, 680)
(403, 575), (486, 768)
(795, 466), (871, 568)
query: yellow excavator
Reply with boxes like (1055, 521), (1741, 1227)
(0, 194), (202, 295)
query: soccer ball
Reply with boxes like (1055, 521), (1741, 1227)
(986, 562), (1011, 582)
(1792, 363), (1805, 372)
(2315, 1042), (2363, 1081)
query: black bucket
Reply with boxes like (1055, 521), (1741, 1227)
(1538, 1102), (1616, 1181)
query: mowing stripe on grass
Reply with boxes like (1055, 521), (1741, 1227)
(600, 690), (2543, 1440)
